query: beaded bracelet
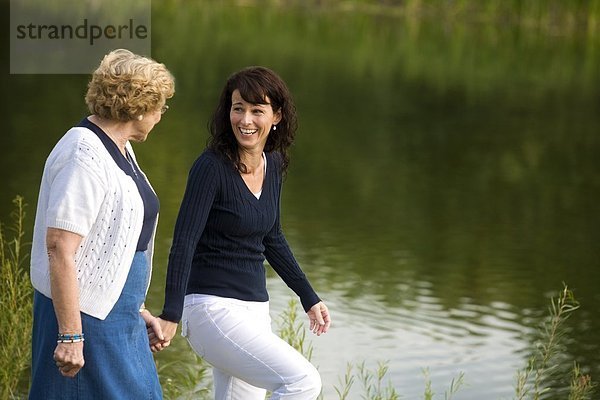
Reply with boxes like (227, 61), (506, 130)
(57, 333), (85, 344)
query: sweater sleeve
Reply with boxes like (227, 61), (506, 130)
(46, 139), (107, 237)
(160, 154), (218, 322)
(263, 164), (320, 312)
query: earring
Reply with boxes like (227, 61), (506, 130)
(272, 125), (277, 131)
(137, 115), (144, 121)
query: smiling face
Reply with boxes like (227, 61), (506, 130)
(230, 89), (281, 153)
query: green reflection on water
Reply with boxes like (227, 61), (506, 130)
(1, 1), (599, 397)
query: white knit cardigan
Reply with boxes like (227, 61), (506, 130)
(30, 126), (156, 320)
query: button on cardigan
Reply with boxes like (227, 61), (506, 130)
(161, 149), (320, 323)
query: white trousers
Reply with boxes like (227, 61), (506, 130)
(182, 294), (322, 400)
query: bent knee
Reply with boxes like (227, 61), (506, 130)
(307, 367), (322, 397)
(273, 364), (322, 399)
(297, 366), (322, 398)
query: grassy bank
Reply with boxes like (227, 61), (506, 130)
(0, 196), (32, 399)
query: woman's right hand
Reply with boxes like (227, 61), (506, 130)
(307, 301), (331, 336)
(53, 342), (85, 377)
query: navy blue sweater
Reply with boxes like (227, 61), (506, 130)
(161, 149), (320, 322)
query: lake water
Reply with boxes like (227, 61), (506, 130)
(1, 2), (599, 399)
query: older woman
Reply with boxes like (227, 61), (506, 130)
(29, 49), (174, 399)
(157, 66), (331, 400)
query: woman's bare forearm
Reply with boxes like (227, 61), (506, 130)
(46, 227), (84, 334)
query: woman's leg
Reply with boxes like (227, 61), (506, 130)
(29, 291), (80, 399)
(30, 253), (161, 399)
(213, 367), (267, 400)
(182, 297), (321, 400)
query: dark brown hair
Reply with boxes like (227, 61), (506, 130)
(208, 66), (297, 174)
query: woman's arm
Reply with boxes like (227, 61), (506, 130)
(263, 171), (330, 334)
(263, 175), (321, 312)
(46, 227), (85, 377)
(159, 154), (218, 337)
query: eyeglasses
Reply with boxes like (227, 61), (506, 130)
(160, 105), (169, 114)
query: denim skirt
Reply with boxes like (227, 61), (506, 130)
(29, 252), (162, 400)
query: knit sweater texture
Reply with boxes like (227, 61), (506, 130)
(30, 126), (156, 320)
(161, 149), (319, 322)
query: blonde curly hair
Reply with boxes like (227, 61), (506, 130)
(85, 49), (175, 121)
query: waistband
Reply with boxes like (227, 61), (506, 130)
(184, 293), (269, 311)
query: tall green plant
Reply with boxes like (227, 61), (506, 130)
(515, 285), (596, 400)
(276, 298), (314, 362)
(156, 353), (212, 400)
(0, 196), (32, 399)
(357, 361), (401, 400)
(569, 363), (595, 400)
(422, 368), (465, 400)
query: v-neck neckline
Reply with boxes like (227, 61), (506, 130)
(234, 153), (269, 204)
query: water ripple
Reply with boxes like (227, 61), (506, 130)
(267, 278), (533, 399)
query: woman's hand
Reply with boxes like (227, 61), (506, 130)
(141, 309), (169, 352)
(53, 342), (84, 377)
(306, 301), (331, 336)
(157, 318), (179, 344)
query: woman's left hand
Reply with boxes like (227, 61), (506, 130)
(306, 301), (331, 336)
(140, 309), (170, 352)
